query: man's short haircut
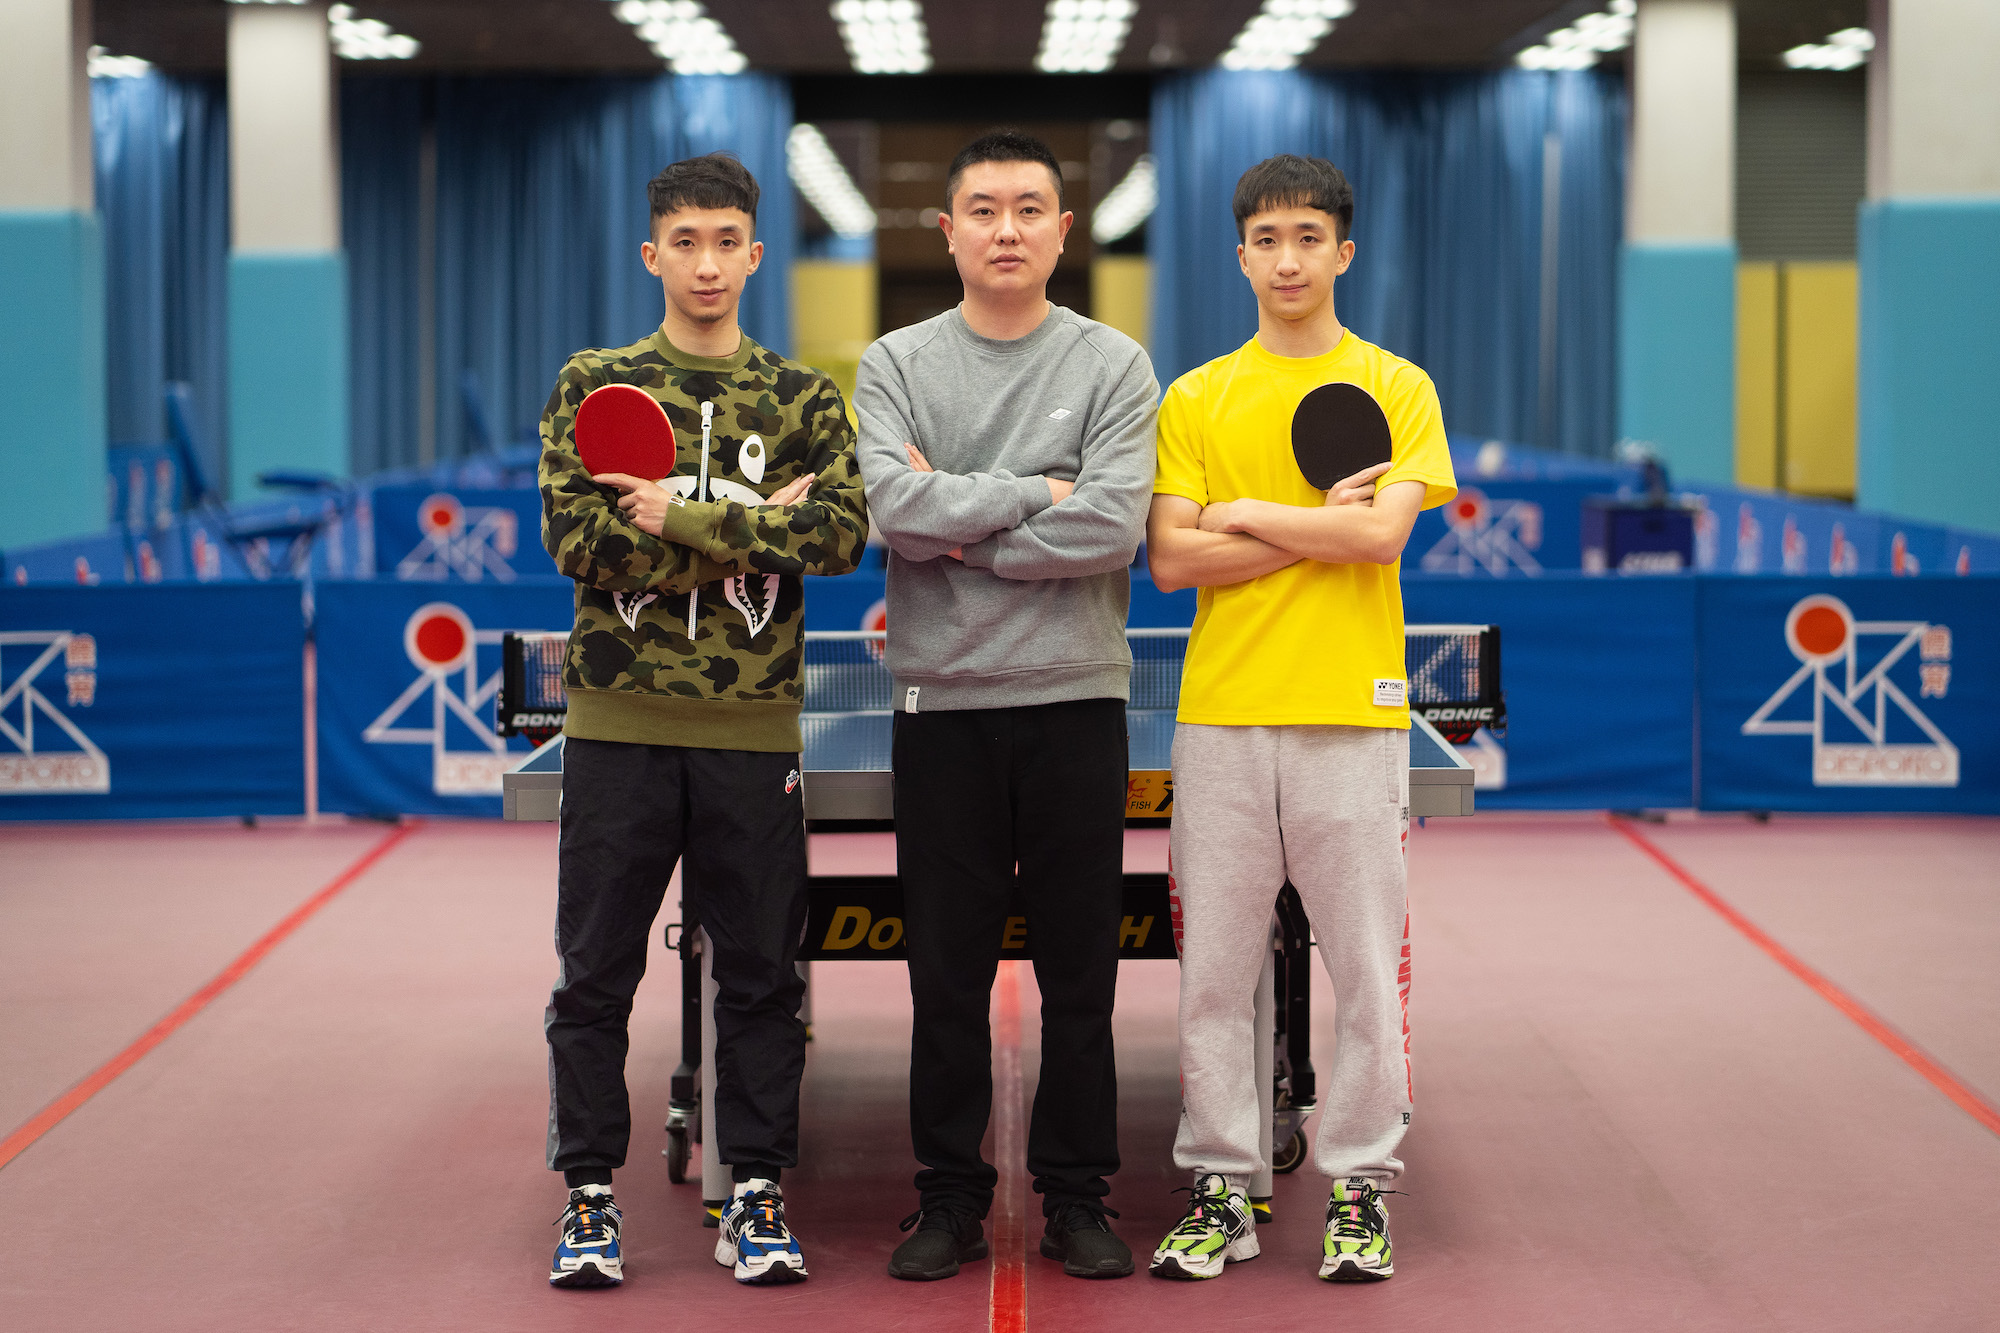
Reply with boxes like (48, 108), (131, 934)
(648, 153), (760, 235)
(946, 129), (1065, 213)
(1232, 154), (1354, 242)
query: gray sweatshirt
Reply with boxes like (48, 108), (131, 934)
(855, 304), (1159, 711)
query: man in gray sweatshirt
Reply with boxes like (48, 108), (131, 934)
(854, 130), (1158, 1283)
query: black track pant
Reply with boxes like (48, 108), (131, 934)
(546, 736), (808, 1188)
(894, 697), (1127, 1218)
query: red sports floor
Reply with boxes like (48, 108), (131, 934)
(3, 813), (1998, 1332)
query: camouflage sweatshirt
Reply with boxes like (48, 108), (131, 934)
(539, 329), (868, 752)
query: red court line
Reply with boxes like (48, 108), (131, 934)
(0, 822), (421, 1172)
(1608, 816), (2000, 1138)
(990, 961), (1027, 1333)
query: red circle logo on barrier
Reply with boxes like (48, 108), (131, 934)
(1784, 594), (1852, 664)
(404, 602), (475, 673)
(418, 493), (464, 537)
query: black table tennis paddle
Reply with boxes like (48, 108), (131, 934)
(1291, 382), (1393, 491)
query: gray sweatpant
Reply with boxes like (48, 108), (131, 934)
(1168, 722), (1412, 1186)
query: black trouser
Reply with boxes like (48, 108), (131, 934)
(546, 736), (808, 1188)
(894, 697), (1127, 1218)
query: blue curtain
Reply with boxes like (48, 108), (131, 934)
(341, 80), (424, 478)
(91, 72), (229, 484)
(1151, 69), (1625, 457)
(677, 73), (796, 359)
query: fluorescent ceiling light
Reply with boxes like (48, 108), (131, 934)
(831, 0), (931, 75)
(87, 44), (152, 78)
(611, 0), (748, 75)
(788, 124), (877, 239)
(1516, 0), (1633, 71)
(328, 5), (419, 59)
(1220, 0), (1354, 73)
(1783, 26), (1873, 71)
(1036, 0), (1138, 75)
(1091, 153), (1156, 244)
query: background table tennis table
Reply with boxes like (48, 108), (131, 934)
(500, 627), (1486, 1222)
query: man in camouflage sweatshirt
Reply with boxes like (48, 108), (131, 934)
(539, 154), (867, 1291)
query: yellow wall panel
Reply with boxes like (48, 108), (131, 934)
(1736, 262), (1779, 489)
(1090, 256), (1151, 352)
(1781, 262), (1857, 499)
(791, 260), (878, 423)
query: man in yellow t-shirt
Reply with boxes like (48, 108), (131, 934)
(1143, 155), (1456, 1286)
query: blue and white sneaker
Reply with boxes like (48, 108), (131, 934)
(550, 1185), (623, 1287)
(714, 1178), (808, 1284)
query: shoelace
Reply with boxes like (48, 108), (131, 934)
(736, 1189), (790, 1242)
(1166, 1184), (1237, 1238)
(900, 1206), (977, 1235)
(1328, 1188), (1404, 1242)
(1050, 1201), (1120, 1234)
(558, 1197), (619, 1244)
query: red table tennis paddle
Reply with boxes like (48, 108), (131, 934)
(1291, 382), (1393, 492)
(574, 383), (677, 482)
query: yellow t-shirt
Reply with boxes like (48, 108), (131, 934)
(1154, 332), (1457, 729)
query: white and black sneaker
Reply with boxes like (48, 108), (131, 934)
(550, 1185), (623, 1287)
(1149, 1174), (1259, 1280)
(715, 1178), (808, 1284)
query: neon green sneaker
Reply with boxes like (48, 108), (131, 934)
(1319, 1177), (1395, 1281)
(1149, 1173), (1259, 1280)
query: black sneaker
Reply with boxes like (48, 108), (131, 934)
(888, 1206), (989, 1280)
(1040, 1199), (1134, 1278)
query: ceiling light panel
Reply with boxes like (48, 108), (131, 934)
(1091, 153), (1156, 244)
(1516, 0), (1633, 71)
(1036, 0), (1138, 75)
(1783, 27), (1873, 71)
(788, 124), (877, 238)
(328, 5), (420, 60)
(611, 0), (748, 75)
(831, 0), (931, 75)
(1220, 0), (1355, 72)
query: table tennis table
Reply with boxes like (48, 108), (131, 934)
(499, 625), (1495, 1222)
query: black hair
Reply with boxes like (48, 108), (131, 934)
(648, 153), (759, 235)
(1232, 154), (1354, 242)
(945, 129), (1065, 214)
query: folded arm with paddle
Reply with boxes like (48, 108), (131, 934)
(1148, 381), (1422, 593)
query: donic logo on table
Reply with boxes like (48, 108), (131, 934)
(362, 603), (519, 795)
(0, 631), (108, 794)
(1742, 594), (1957, 787)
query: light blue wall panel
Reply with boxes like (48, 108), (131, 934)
(0, 210), (107, 547)
(1617, 241), (1736, 486)
(1858, 198), (2000, 533)
(228, 250), (349, 499)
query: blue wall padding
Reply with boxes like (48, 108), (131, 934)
(1858, 198), (2000, 533)
(228, 250), (350, 499)
(1699, 576), (1996, 813)
(1617, 240), (1736, 487)
(0, 210), (106, 547)
(0, 582), (305, 819)
(312, 578), (575, 817)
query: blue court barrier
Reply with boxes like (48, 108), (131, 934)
(1697, 576), (1997, 814)
(313, 579), (575, 818)
(367, 485), (555, 583)
(1402, 575), (1699, 810)
(0, 582), (306, 820)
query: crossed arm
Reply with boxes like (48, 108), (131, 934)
(1146, 463), (1424, 594)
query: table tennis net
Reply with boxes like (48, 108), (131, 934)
(501, 625), (1500, 739)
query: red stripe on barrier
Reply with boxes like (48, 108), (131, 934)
(0, 822), (420, 1172)
(1609, 815), (2000, 1138)
(990, 961), (1027, 1333)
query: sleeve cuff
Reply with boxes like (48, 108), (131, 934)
(655, 496), (723, 556)
(957, 535), (1001, 569)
